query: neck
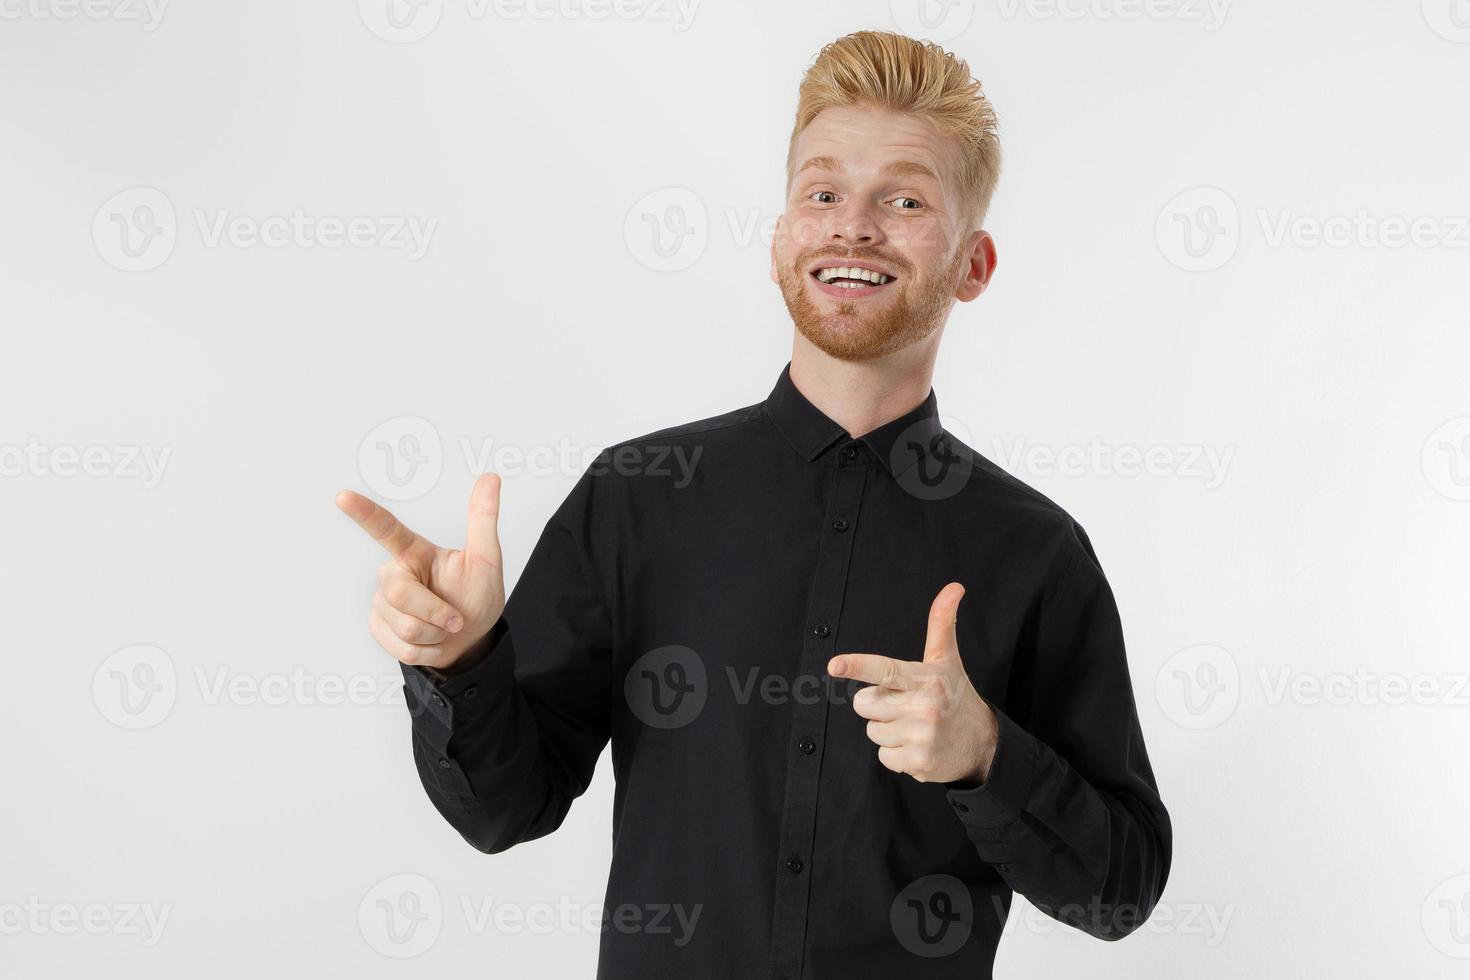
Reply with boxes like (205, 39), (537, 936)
(788, 333), (939, 440)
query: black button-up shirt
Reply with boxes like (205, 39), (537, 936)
(399, 362), (1172, 979)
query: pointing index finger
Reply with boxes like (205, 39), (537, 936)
(335, 490), (421, 559)
(828, 652), (911, 690)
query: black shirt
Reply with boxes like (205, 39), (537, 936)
(399, 362), (1172, 979)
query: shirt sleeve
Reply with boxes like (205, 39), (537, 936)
(397, 458), (617, 854)
(943, 522), (1173, 940)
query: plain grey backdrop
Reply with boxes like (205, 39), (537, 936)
(3, 0), (1468, 976)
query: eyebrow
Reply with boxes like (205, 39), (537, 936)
(794, 155), (940, 183)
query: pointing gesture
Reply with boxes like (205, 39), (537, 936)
(828, 582), (999, 784)
(336, 473), (507, 671)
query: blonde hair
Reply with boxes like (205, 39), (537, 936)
(786, 31), (1001, 230)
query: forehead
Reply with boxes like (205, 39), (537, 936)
(791, 105), (959, 184)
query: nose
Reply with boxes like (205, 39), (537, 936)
(829, 199), (884, 248)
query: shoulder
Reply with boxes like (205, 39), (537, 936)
(599, 401), (767, 460)
(943, 432), (1099, 579)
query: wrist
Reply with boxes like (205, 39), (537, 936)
(966, 702), (1000, 783)
(426, 617), (502, 680)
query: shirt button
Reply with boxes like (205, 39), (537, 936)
(437, 758), (451, 769)
(996, 863), (1012, 872)
(785, 855), (804, 874)
(812, 623), (830, 638)
(842, 446), (857, 460)
(951, 799), (969, 812)
(797, 736), (816, 755)
(831, 517), (849, 532)
(431, 693), (446, 708)
(464, 686), (479, 700)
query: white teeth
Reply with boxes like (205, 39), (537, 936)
(815, 266), (891, 285)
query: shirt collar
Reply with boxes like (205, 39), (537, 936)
(763, 361), (946, 476)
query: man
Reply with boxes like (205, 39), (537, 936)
(338, 30), (1170, 979)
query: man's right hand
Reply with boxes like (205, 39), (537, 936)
(336, 473), (506, 672)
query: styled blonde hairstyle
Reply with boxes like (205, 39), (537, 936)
(786, 31), (1001, 231)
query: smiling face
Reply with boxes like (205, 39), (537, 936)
(771, 104), (996, 362)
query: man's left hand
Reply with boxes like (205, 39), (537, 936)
(828, 582), (999, 785)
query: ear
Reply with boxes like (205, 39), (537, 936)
(955, 230), (998, 302)
(769, 215), (782, 286)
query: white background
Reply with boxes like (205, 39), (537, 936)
(3, 0), (1468, 977)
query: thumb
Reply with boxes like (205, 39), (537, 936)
(464, 472), (503, 575)
(922, 582), (965, 664)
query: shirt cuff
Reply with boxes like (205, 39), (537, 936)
(943, 698), (1039, 833)
(399, 615), (515, 753)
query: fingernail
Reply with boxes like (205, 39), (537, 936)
(828, 657), (845, 676)
(446, 616), (463, 632)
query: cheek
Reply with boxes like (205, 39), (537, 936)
(780, 211), (826, 252)
(889, 217), (948, 259)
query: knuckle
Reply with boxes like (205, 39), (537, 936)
(383, 579), (410, 608)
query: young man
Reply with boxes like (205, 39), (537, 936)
(338, 30), (1171, 979)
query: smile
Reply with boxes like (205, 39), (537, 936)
(808, 263), (898, 298)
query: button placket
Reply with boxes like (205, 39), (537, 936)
(767, 448), (867, 980)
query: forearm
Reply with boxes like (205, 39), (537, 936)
(945, 703), (1172, 940)
(401, 616), (585, 854)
